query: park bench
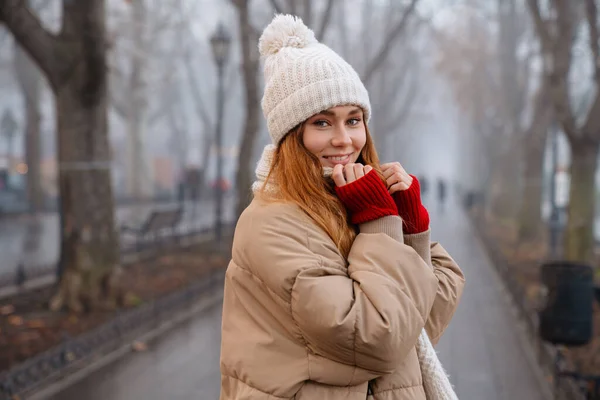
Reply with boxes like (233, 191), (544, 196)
(120, 207), (183, 251)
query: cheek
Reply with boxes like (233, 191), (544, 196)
(352, 129), (367, 151)
(302, 128), (327, 155)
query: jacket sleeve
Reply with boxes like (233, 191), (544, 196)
(245, 212), (439, 377)
(404, 231), (465, 346)
(426, 242), (465, 345)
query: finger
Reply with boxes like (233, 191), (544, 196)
(344, 164), (357, 183)
(396, 170), (411, 185)
(332, 164), (346, 187)
(382, 162), (402, 180)
(388, 181), (411, 194)
(364, 165), (373, 175)
(354, 163), (365, 179)
(380, 163), (392, 174)
(386, 171), (405, 188)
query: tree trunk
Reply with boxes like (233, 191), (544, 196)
(233, 0), (261, 219)
(48, 0), (121, 313)
(14, 44), (43, 213)
(50, 82), (122, 313)
(487, 134), (521, 221)
(517, 130), (547, 241)
(518, 82), (552, 242)
(564, 139), (599, 264)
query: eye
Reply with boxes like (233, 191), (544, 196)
(347, 118), (362, 126)
(313, 119), (330, 128)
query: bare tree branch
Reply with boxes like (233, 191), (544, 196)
(0, 0), (60, 85)
(361, 0), (419, 85)
(286, 0), (297, 15)
(335, 1), (349, 59)
(585, 0), (600, 82)
(526, 0), (551, 52)
(303, 0), (312, 27)
(315, 0), (335, 41)
(267, 0), (284, 14)
(183, 51), (213, 129)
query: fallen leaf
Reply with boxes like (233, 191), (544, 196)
(1, 305), (15, 315)
(64, 351), (76, 362)
(132, 340), (148, 352)
(19, 331), (41, 342)
(26, 319), (46, 329)
(8, 316), (24, 326)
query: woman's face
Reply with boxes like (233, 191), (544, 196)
(302, 105), (367, 168)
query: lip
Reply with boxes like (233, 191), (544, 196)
(322, 153), (353, 166)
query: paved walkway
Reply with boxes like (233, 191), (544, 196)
(430, 198), (549, 400)
(46, 195), (548, 400)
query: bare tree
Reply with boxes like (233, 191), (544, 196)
(435, 0), (554, 242)
(527, 0), (600, 263)
(109, 0), (184, 200)
(0, 0), (120, 313)
(230, 0), (262, 218)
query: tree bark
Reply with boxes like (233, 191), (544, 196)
(517, 127), (549, 241)
(232, 0), (261, 219)
(14, 43), (43, 212)
(518, 81), (552, 242)
(564, 139), (599, 264)
(487, 138), (521, 220)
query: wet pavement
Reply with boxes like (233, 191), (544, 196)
(47, 300), (223, 400)
(46, 195), (548, 400)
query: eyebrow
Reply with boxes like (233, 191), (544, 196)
(317, 107), (362, 117)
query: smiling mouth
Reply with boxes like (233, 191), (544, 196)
(323, 154), (352, 164)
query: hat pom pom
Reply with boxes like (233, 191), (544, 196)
(259, 14), (317, 57)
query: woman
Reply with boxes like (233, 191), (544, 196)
(220, 14), (465, 400)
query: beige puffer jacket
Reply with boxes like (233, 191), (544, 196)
(220, 198), (465, 399)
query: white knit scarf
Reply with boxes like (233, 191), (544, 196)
(252, 145), (458, 400)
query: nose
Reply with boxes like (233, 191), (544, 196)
(331, 125), (352, 147)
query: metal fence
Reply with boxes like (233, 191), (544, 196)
(470, 213), (586, 400)
(0, 267), (225, 400)
(0, 217), (229, 293)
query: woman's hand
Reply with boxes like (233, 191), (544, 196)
(381, 162), (413, 194)
(332, 163), (373, 187)
(381, 162), (430, 234)
(332, 164), (398, 225)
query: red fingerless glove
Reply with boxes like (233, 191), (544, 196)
(392, 175), (430, 234)
(335, 169), (398, 225)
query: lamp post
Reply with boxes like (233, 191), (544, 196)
(210, 22), (231, 242)
(1, 109), (18, 191)
(549, 121), (560, 258)
(1, 109), (17, 162)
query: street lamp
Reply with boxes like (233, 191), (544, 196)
(548, 121), (560, 258)
(210, 22), (231, 242)
(1, 109), (18, 192)
(1, 109), (17, 163)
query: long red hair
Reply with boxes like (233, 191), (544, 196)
(258, 123), (383, 258)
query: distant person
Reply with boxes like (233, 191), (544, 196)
(437, 178), (447, 212)
(219, 15), (464, 400)
(419, 174), (429, 199)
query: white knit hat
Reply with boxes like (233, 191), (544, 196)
(259, 14), (371, 146)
